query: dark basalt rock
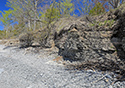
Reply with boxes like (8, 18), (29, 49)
(111, 11), (125, 59)
(122, 37), (125, 52)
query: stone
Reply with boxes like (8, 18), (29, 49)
(32, 42), (40, 46)
(122, 37), (125, 52)
(54, 6), (125, 62)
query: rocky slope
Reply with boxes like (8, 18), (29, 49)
(54, 4), (125, 80)
(15, 3), (125, 82)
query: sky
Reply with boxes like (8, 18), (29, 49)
(0, 0), (10, 30)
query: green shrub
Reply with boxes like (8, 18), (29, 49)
(89, 2), (105, 16)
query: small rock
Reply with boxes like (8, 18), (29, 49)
(32, 42), (40, 46)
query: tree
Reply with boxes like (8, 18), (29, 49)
(89, 2), (105, 15)
(58, 0), (74, 17)
(108, 0), (125, 8)
(39, 0), (61, 44)
(7, 0), (32, 31)
(0, 9), (13, 27)
(7, 0), (47, 31)
(91, 0), (108, 9)
(0, 9), (14, 38)
(92, 0), (125, 9)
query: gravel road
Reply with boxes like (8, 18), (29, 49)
(0, 44), (125, 88)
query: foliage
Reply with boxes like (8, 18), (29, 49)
(59, 0), (74, 16)
(0, 9), (13, 27)
(34, 29), (48, 46)
(89, 2), (105, 15)
(6, 0), (46, 31)
(0, 0), (124, 40)
(0, 30), (6, 39)
(92, 0), (125, 10)
(108, 0), (125, 8)
(41, 0), (74, 24)
(89, 19), (115, 28)
(43, 7), (60, 24)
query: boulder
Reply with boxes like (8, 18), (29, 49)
(111, 11), (125, 59)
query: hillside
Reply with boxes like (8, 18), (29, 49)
(0, 2), (125, 85)
(53, 3), (125, 82)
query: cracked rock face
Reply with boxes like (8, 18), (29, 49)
(55, 24), (116, 62)
(62, 31), (85, 61)
(55, 8), (125, 62)
(111, 10), (125, 59)
(122, 37), (125, 52)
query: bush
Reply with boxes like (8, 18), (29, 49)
(19, 32), (34, 48)
(89, 2), (105, 16)
(33, 29), (55, 48)
(0, 30), (6, 39)
(33, 29), (47, 46)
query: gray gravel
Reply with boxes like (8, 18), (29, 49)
(0, 45), (125, 88)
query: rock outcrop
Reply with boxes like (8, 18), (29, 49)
(55, 5), (125, 62)
(55, 24), (116, 62)
(111, 9), (125, 59)
(54, 6), (125, 81)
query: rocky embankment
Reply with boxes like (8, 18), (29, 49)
(54, 5), (125, 81)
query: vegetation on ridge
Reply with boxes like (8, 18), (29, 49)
(0, 0), (124, 46)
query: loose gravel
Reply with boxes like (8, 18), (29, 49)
(0, 45), (125, 88)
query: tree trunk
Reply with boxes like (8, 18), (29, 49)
(28, 19), (31, 30)
(33, 0), (38, 30)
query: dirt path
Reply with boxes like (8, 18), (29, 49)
(0, 44), (125, 88)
